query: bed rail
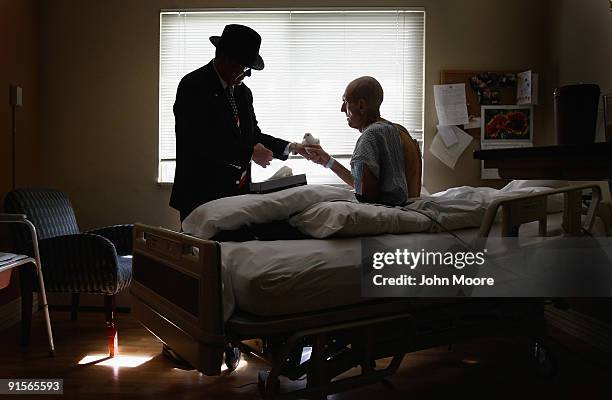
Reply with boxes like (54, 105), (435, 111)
(477, 183), (603, 239)
(131, 224), (225, 375)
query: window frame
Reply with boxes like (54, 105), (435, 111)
(157, 7), (426, 185)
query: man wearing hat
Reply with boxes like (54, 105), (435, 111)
(170, 24), (311, 221)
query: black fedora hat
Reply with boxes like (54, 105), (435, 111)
(210, 24), (264, 71)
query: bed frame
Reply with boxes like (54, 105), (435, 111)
(130, 183), (602, 399)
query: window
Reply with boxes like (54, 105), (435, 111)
(159, 9), (425, 184)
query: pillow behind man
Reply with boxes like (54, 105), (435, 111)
(181, 184), (356, 239)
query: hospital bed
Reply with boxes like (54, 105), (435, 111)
(130, 183), (603, 399)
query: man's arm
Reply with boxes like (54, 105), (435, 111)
(307, 145), (380, 201)
(330, 159), (354, 187)
(360, 164), (380, 202)
(307, 147), (354, 187)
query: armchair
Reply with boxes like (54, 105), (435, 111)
(4, 188), (133, 357)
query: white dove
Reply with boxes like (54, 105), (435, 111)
(302, 133), (320, 146)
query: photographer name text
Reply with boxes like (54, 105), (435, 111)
(372, 274), (494, 287)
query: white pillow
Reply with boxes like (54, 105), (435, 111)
(182, 185), (356, 239)
(289, 201), (432, 238)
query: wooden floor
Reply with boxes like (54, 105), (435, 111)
(1, 310), (612, 399)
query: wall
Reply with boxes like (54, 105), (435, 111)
(551, 0), (612, 324)
(552, 0), (612, 142)
(423, 0), (555, 192)
(38, 0), (554, 231)
(0, 0), (40, 204)
(0, 0), (41, 305)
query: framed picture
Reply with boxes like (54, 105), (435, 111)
(481, 105), (533, 143)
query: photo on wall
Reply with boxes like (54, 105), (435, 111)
(481, 105), (533, 143)
(480, 105), (533, 179)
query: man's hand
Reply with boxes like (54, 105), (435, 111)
(305, 146), (331, 166)
(292, 143), (317, 160)
(252, 143), (273, 167)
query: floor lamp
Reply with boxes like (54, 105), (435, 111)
(3, 85), (22, 286)
(9, 85), (22, 190)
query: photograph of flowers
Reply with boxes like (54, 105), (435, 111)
(481, 105), (533, 142)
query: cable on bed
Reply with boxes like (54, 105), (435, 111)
(399, 203), (479, 250)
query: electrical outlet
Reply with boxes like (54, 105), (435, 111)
(9, 85), (22, 107)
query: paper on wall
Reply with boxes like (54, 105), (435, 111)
(436, 125), (459, 147)
(481, 162), (501, 180)
(463, 116), (481, 130)
(430, 126), (473, 169)
(517, 70), (538, 105)
(434, 84), (469, 126)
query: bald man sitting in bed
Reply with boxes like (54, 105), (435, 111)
(307, 76), (422, 205)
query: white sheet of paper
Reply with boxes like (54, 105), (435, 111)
(430, 126), (473, 169)
(481, 162), (501, 180)
(434, 84), (469, 126)
(436, 125), (459, 147)
(463, 116), (481, 130)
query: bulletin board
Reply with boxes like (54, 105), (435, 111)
(440, 70), (518, 137)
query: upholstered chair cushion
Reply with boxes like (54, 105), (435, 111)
(3, 188), (132, 295)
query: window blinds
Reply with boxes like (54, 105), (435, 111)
(159, 9), (425, 183)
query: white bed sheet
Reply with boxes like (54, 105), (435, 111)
(221, 237), (365, 319)
(215, 182), (610, 320)
(185, 182), (574, 241)
(219, 212), (588, 321)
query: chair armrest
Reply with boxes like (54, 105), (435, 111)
(0, 213), (27, 222)
(0, 214), (40, 259)
(38, 233), (121, 293)
(86, 224), (133, 255)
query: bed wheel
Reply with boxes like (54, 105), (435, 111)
(532, 341), (557, 378)
(224, 346), (242, 372)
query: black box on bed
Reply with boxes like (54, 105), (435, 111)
(249, 174), (307, 194)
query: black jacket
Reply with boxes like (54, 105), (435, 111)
(170, 60), (289, 218)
